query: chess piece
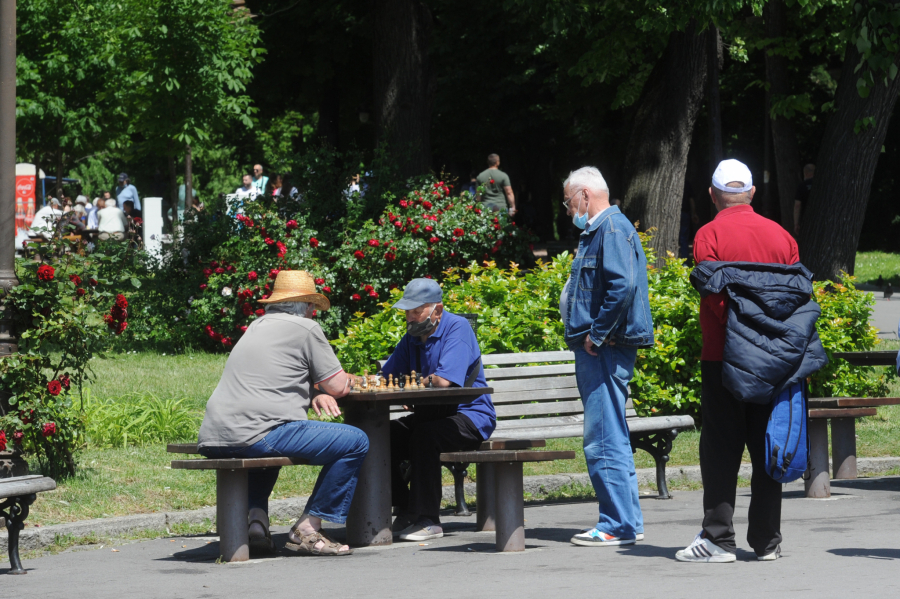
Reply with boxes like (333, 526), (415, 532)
(398, 375), (405, 390)
(405, 375), (412, 389)
(415, 372), (423, 388)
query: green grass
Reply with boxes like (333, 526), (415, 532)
(854, 251), (900, 286)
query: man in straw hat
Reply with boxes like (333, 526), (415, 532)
(384, 278), (496, 542)
(198, 270), (369, 556)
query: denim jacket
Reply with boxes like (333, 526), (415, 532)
(564, 206), (654, 349)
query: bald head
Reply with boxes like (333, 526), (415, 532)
(487, 154), (500, 167)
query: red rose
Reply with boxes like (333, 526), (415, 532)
(314, 278), (325, 285)
(260, 228), (268, 237)
(453, 228), (464, 237)
(103, 314), (115, 327)
(277, 242), (287, 257)
(367, 239), (380, 247)
(42, 422), (57, 437)
(351, 294), (361, 301)
(211, 261), (220, 268)
(240, 325), (248, 333)
(227, 265), (235, 272)
(76, 288), (86, 297)
(37, 264), (55, 281)
(354, 250), (366, 260)
(264, 237), (274, 246)
(222, 337), (234, 348)
(384, 252), (396, 262)
(60, 375), (71, 389)
(429, 237), (439, 244)
(493, 217), (500, 223)
(368, 290), (378, 298)
(255, 309), (265, 317)
(425, 225), (433, 232)
(309, 237), (319, 248)
(389, 283), (398, 290)
(116, 321), (128, 335)
(215, 267), (225, 274)
(203, 268), (212, 278)
(322, 286), (331, 293)
(200, 283), (208, 291)
(0, 431), (6, 452)
(364, 284), (374, 293)
(399, 199), (408, 208)
(47, 380), (62, 396)
(494, 224), (501, 230)
(115, 294), (128, 309)
(474, 208), (482, 215)
(89, 278), (98, 286)
(20, 410), (33, 424)
(286, 220), (299, 230)
(489, 178), (495, 184)
(422, 200), (433, 209)
(69, 274), (82, 286)
(13, 431), (23, 444)
(269, 269), (280, 279)
(248, 271), (258, 282)
(242, 303), (253, 316)
(425, 275), (433, 279)
(394, 220), (402, 228)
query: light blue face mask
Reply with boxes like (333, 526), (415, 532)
(571, 191), (589, 229)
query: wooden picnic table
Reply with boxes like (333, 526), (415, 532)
(338, 386), (493, 547)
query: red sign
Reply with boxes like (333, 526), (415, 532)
(15, 175), (36, 236)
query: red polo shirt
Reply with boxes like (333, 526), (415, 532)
(693, 204), (799, 361)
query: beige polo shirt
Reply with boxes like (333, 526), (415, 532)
(197, 313), (343, 449)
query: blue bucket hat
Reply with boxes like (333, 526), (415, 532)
(392, 278), (443, 310)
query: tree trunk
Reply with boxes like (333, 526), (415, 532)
(184, 144), (193, 218)
(707, 25), (724, 167)
(34, 153), (42, 204)
(622, 21), (709, 260)
(799, 43), (900, 279)
(168, 151), (178, 220)
(317, 79), (341, 149)
(764, 0), (801, 233)
(55, 135), (63, 200)
(372, 0), (434, 178)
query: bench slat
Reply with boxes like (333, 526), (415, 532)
(495, 400), (585, 418)
(488, 376), (578, 393)
(481, 351), (575, 366)
(808, 397), (900, 409)
(808, 408), (877, 419)
(484, 364), (575, 379)
(440, 450), (576, 463)
(171, 457), (310, 470)
(0, 476), (57, 498)
(478, 439), (546, 450)
(491, 388), (582, 405)
(167, 443), (200, 454)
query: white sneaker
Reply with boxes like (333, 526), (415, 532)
(571, 527), (636, 547)
(757, 546), (781, 561)
(675, 532), (736, 563)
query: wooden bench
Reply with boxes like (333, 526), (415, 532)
(1, 475), (57, 575)
(168, 443), (309, 562)
(410, 351), (695, 507)
(441, 443), (575, 552)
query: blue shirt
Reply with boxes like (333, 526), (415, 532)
(383, 310), (496, 440)
(116, 184), (141, 211)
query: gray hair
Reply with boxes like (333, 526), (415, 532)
(563, 166), (609, 195)
(104, 198), (117, 208)
(265, 301), (312, 317)
(712, 181), (753, 207)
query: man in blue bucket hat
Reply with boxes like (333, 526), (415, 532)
(383, 278), (496, 542)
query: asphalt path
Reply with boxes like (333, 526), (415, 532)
(872, 295), (900, 340)
(5, 476), (900, 598)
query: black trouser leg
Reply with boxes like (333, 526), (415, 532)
(745, 402), (783, 555)
(700, 361), (782, 554)
(390, 417), (414, 513)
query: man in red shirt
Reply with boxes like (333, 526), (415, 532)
(676, 159), (798, 564)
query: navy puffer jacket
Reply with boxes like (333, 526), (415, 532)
(690, 261), (829, 405)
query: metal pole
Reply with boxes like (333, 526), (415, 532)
(0, 0), (18, 356)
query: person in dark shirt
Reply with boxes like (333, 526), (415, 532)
(793, 163), (814, 237)
(679, 181), (699, 259)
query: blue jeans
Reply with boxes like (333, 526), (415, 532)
(201, 420), (369, 524)
(574, 345), (643, 538)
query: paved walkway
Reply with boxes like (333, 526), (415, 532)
(6, 476), (900, 598)
(872, 295), (900, 340)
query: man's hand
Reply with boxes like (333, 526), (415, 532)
(312, 394), (341, 418)
(584, 335), (598, 356)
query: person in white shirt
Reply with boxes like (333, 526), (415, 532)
(87, 198), (101, 229)
(29, 198), (63, 240)
(235, 174), (260, 200)
(252, 164), (269, 194)
(97, 198), (128, 241)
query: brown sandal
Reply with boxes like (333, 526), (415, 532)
(285, 530), (353, 556)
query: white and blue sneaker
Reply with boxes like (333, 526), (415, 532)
(675, 532), (736, 563)
(571, 527), (636, 547)
(579, 527), (644, 541)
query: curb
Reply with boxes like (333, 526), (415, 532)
(7, 457), (900, 553)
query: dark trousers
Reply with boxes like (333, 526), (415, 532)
(390, 407), (482, 523)
(700, 361), (783, 556)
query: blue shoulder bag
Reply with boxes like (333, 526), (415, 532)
(765, 382), (809, 483)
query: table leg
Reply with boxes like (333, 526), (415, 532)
(494, 462), (525, 552)
(831, 417), (858, 479)
(216, 469), (249, 562)
(475, 462), (496, 532)
(344, 401), (392, 546)
(805, 418), (831, 498)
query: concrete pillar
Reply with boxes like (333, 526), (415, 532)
(216, 469), (249, 562)
(493, 462), (525, 552)
(805, 418), (831, 498)
(344, 401), (392, 546)
(475, 462), (496, 532)
(831, 417), (858, 479)
(143, 196), (163, 260)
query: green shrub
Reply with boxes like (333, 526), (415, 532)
(80, 391), (201, 448)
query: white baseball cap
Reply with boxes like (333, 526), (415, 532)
(712, 159), (753, 193)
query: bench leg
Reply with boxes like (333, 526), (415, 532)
(805, 418), (831, 498)
(831, 417), (858, 479)
(216, 469), (249, 562)
(1, 493), (35, 575)
(475, 463), (496, 532)
(493, 462), (525, 552)
(630, 429), (678, 499)
(443, 462), (471, 516)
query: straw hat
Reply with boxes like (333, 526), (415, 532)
(257, 270), (330, 310)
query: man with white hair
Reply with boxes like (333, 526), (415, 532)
(97, 198), (128, 241)
(561, 166), (654, 547)
(29, 198), (63, 240)
(87, 198), (101, 229)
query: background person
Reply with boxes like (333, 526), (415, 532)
(476, 153), (516, 216)
(252, 163), (269, 194)
(97, 198), (128, 241)
(197, 271), (368, 556)
(793, 163), (815, 237)
(562, 166), (654, 548)
(116, 173), (141, 211)
(29, 198), (63, 240)
(384, 278), (496, 542)
(87, 198), (101, 229)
